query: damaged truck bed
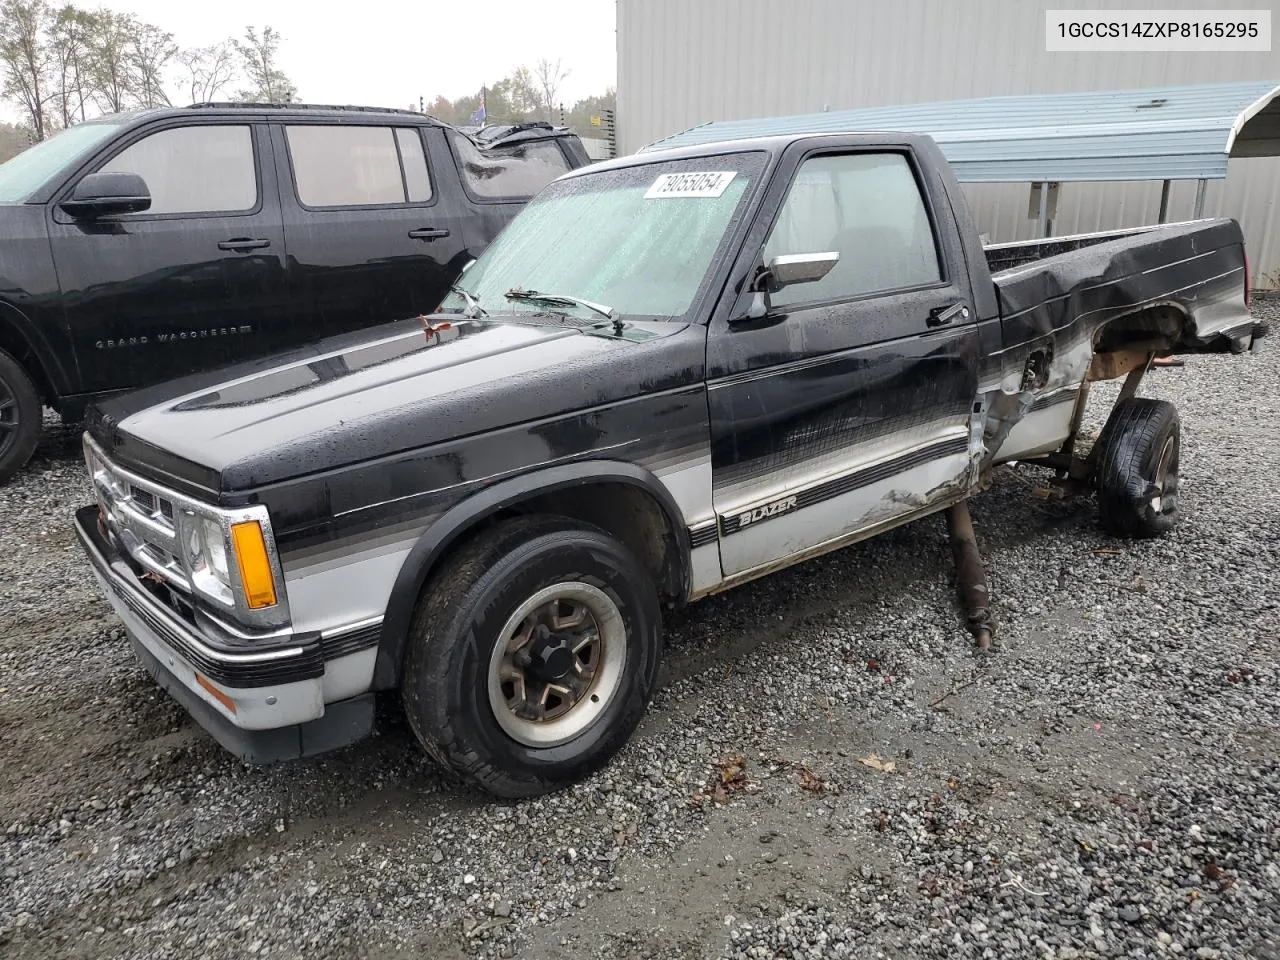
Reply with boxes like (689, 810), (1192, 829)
(77, 131), (1264, 796)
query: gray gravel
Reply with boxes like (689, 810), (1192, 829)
(1, 300), (1277, 960)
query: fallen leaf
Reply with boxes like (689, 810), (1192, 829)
(719, 756), (748, 786)
(796, 766), (825, 793)
(1093, 547), (1124, 556)
(1031, 486), (1059, 499)
(857, 753), (897, 773)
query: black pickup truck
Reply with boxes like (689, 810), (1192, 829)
(0, 104), (588, 481)
(76, 131), (1264, 797)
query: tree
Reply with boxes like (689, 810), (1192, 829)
(0, 0), (54, 140)
(233, 26), (295, 103)
(48, 4), (95, 126)
(85, 9), (136, 112)
(0, 120), (33, 161)
(129, 20), (174, 108)
(176, 41), (236, 104)
(564, 87), (616, 137)
(532, 57), (569, 122)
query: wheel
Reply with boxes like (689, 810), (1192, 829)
(0, 349), (41, 485)
(1093, 397), (1180, 538)
(402, 515), (663, 798)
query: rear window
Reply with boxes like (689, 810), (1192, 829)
(450, 133), (570, 199)
(286, 125), (433, 207)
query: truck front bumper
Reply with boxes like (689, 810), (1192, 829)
(75, 505), (373, 763)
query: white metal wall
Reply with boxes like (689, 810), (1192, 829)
(617, 0), (1280, 283)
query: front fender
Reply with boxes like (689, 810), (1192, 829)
(372, 460), (691, 689)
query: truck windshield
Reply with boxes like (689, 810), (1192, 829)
(445, 153), (765, 321)
(0, 122), (123, 202)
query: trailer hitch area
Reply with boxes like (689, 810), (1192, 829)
(946, 499), (995, 652)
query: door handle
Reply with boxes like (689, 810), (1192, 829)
(408, 227), (451, 241)
(217, 238), (271, 251)
(927, 302), (970, 327)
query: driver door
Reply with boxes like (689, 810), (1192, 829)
(48, 121), (288, 395)
(707, 146), (980, 578)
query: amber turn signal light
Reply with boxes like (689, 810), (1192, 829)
(230, 520), (278, 609)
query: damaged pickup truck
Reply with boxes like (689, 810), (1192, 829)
(76, 132), (1265, 797)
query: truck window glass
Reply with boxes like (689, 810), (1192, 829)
(764, 153), (942, 306)
(99, 125), (256, 215)
(450, 133), (570, 199)
(395, 128), (433, 202)
(0, 121), (123, 202)
(447, 155), (763, 319)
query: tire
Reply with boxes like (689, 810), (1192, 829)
(402, 515), (663, 798)
(1094, 397), (1180, 538)
(0, 349), (41, 485)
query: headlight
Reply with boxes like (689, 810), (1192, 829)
(202, 518), (229, 583)
(180, 511), (234, 606)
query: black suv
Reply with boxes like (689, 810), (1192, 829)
(0, 103), (589, 481)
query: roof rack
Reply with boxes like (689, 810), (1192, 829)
(187, 102), (429, 117)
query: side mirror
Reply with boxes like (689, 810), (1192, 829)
(767, 251), (840, 289)
(735, 251), (841, 323)
(60, 172), (151, 219)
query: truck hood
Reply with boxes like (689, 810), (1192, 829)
(89, 316), (702, 494)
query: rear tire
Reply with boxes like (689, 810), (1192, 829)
(402, 515), (662, 798)
(0, 349), (41, 485)
(1094, 397), (1180, 538)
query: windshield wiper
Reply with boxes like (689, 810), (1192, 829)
(504, 287), (618, 324)
(450, 284), (487, 319)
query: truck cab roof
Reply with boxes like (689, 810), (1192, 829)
(562, 130), (942, 180)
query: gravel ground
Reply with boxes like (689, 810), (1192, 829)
(2, 301), (1278, 960)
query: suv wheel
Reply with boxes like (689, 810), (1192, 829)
(403, 515), (663, 798)
(0, 349), (41, 485)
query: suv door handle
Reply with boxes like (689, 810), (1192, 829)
(927, 302), (970, 327)
(217, 238), (271, 252)
(408, 227), (451, 241)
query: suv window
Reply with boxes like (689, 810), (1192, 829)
(763, 153), (941, 306)
(286, 125), (433, 207)
(450, 133), (570, 199)
(99, 125), (256, 215)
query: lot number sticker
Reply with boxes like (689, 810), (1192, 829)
(644, 171), (737, 199)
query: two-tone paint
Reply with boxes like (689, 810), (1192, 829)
(77, 131), (1261, 760)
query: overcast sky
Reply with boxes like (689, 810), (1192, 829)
(4, 0), (617, 123)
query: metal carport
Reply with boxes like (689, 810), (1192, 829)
(641, 81), (1280, 238)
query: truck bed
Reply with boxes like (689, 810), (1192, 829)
(984, 219), (1256, 355)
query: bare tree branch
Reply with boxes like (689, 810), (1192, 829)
(232, 26), (295, 103)
(48, 5), (95, 126)
(85, 9), (137, 113)
(129, 21), (174, 108)
(533, 57), (570, 122)
(176, 41), (236, 104)
(0, 0), (55, 140)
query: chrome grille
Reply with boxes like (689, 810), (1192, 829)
(89, 447), (192, 592)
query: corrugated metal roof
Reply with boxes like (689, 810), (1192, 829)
(640, 81), (1280, 182)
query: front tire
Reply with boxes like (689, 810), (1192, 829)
(0, 349), (41, 485)
(1094, 397), (1180, 538)
(402, 515), (662, 798)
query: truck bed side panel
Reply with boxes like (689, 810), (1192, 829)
(982, 218), (1251, 463)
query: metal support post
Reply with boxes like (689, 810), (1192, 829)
(1158, 179), (1171, 223)
(1193, 179), (1207, 219)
